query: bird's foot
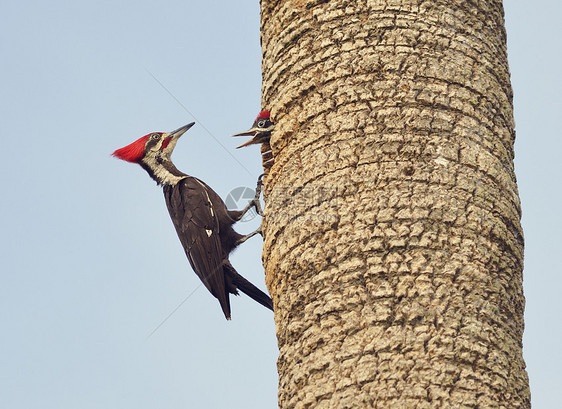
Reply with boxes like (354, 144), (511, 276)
(236, 226), (263, 246)
(252, 174), (264, 217)
(233, 174), (264, 221)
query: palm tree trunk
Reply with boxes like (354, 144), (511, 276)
(259, 0), (530, 407)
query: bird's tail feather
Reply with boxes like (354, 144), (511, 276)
(225, 264), (274, 311)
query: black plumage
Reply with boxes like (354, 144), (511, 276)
(164, 177), (273, 319)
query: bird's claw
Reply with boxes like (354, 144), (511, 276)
(236, 225), (263, 246)
(252, 174), (265, 216)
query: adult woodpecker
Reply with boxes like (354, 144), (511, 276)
(112, 122), (273, 320)
(232, 110), (275, 164)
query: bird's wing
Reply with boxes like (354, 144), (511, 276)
(163, 178), (230, 317)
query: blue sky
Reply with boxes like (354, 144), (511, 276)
(0, 1), (559, 408)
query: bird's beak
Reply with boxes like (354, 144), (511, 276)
(161, 122), (195, 152)
(169, 122), (195, 139)
(232, 127), (264, 149)
(235, 137), (261, 149)
(232, 127), (259, 138)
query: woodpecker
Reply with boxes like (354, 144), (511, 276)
(232, 110), (275, 164)
(112, 122), (273, 320)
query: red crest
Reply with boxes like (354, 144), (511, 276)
(112, 134), (150, 163)
(255, 110), (270, 121)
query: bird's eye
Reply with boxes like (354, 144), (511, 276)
(258, 120), (266, 128)
(151, 133), (160, 139)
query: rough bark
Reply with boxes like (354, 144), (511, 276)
(259, 0), (529, 408)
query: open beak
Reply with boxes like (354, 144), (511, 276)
(232, 127), (263, 149)
(232, 127), (259, 137)
(235, 137), (261, 149)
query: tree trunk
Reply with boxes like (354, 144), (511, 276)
(259, 0), (529, 408)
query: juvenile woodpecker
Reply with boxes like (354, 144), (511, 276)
(232, 110), (275, 164)
(112, 122), (273, 320)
